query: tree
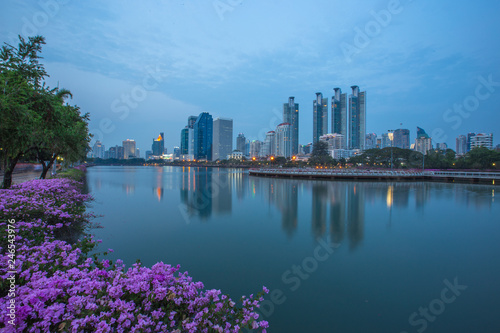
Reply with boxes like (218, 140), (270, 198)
(308, 141), (334, 166)
(1, 36), (47, 188)
(1, 35), (90, 187)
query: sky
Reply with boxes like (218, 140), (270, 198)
(1, 0), (500, 155)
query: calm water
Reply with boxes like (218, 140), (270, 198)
(87, 166), (500, 333)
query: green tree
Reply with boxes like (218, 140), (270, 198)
(308, 141), (334, 166)
(1, 36), (47, 188)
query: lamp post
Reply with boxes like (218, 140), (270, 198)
(388, 130), (394, 170)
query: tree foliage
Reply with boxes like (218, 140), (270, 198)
(1, 35), (90, 188)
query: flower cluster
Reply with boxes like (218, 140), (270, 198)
(0, 176), (269, 332)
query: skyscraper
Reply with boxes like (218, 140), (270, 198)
(122, 139), (136, 159)
(213, 118), (233, 161)
(365, 133), (377, 149)
(152, 133), (164, 156)
(276, 123), (292, 158)
(92, 141), (105, 158)
(466, 132), (476, 152)
(263, 131), (276, 156)
(456, 135), (467, 155)
(313, 92), (328, 144)
(415, 127), (432, 155)
(193, 112), (213, 161)
(283, 97), (299, 155)
(236, 133), (246, 153)
(332, 88), (347, 148)
(180, 127), (189, 154)
(393, 129), (410, 149)
(348, 86), (366, 150)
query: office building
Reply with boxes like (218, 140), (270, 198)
(92, 141), (105, 159)
(123, 139), (136, 159)
(250, 140), (262, 158)
(236, 133), (246, 154)
(466, 133), (476, 152)
(313, 93), (328, 144)
(320, 133), (345, 151)
(152, 133), (164, 157)
(365, 133), (377, 150)
(436, 143), (447, 151)
(348, 86), (366, 150)
(470, 133), (493, 150)
(136, 148), (140, 158)
(332, 88), (347, 148)
(180, 127), (189, 155)
(213, 118), (233, 161)
(193, 112), (213, 161)
(414, 127), (432, 155)
(283, 97), (299, 155)
(456, 135), (467, 155)
(394, 129), (410, 149)
(276, 123), (292, 158)
(381, 133), (392, 148)
(263, 131), (276, 157)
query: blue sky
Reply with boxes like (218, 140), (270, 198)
(2, 0), (499, 155)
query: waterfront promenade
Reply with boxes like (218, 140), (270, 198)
(249, 168), (500, 185)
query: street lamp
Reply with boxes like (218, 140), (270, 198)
(388, 130), (394, 170)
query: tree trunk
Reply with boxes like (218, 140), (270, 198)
(1, 156), (20, 189)
(40, 156), (56, 179)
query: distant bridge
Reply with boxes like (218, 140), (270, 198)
(248, 168), (499, 185)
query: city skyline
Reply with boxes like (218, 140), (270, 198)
(3, 1), (499, 154)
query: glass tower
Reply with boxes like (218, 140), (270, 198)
(283, 97), (299, 155)
(313, 92), (328, 144)
(193, 112), (213, 161)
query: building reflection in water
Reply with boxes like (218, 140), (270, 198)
(174, 168), (497, 240)
(179, 167), (241, 220)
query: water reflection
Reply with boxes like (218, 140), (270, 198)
(89, 167), (497, 240)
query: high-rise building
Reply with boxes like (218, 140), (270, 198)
(313, 93), (328, 144)
(415, 127), (432, 155)
(456, 135), (467, 155)
(250, 140), (262, 158)
(92, 141), (105, 158)
(348, 86), (366, 150)
(152, 133), (164, 156)
(180, 127), (189, 155)
(466, 132), (476, 152)
(394, 129), (410, 149)
(332, 88), (347, 148)
(136, 148), (140, 158)
(173, 147), (180, 158)
(276, 123), (292, 158)
(436, 143), (447, 150)
(236, 133), (246, 153)
(193, 112), (213, 161)
(320, 133), (345, 151)
(263, 131), (276, 157)
(213, 118), (233, 161)
(365, 133), (377, 150)
(470, 133), (493, 150)
(188, 116), (197, 128)
(283, 97), (299, 155)
(123, 139), (136, 159)
(381, 133), (391, 148)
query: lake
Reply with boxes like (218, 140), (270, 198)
(87, 166), (500, 333)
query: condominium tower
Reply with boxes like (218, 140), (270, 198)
(332, 88), (347, 148)
(313, 92), (328, 144)
(283, 97), (299, 155)
(348, 86), (366, 150)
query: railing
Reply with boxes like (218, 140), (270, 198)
(249, 168), (500, 180)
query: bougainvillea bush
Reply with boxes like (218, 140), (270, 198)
(0, 175), (269, 332)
